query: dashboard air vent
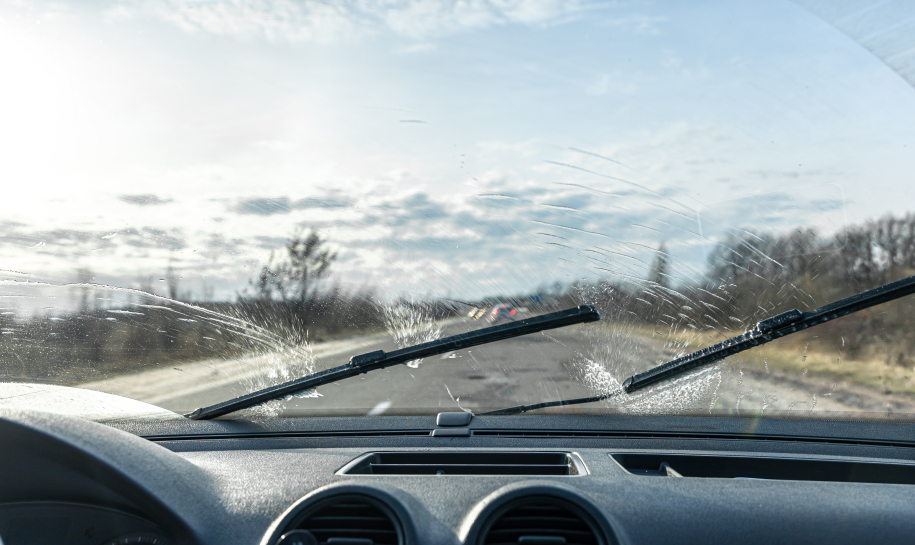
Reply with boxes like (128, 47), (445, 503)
(338, 452), (587, 475)
(285, 494), (401, 545)
(479, 496), (604, 545)
(611, 453), (915, 484)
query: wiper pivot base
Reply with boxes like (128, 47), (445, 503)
(350, 350), (385, 367)
(754, 309), (803, 333)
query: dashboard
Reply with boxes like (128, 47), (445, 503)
(2, 408), (914, 545)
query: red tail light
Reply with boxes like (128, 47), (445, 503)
(510, 309), (516, 315)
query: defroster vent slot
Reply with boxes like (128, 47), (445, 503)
(338, 452), (587, 476)
(612, 453), (915, 484)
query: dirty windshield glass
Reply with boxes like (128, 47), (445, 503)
(2, 1), (915, 421)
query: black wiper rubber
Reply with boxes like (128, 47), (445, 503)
(187, 305), (600, 420)
(482, 274), (915, 416)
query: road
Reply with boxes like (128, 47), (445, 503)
(80, 316), (915, 417)
(82, 317), (601, 416)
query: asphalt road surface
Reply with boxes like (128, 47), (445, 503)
(81, 316), (915, 417)
(83, 317), (603, 416)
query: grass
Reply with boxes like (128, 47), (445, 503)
(617, 322), (915, 396)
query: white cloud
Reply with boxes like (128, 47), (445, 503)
(111, 0), (596, 43)
(5, 0), (915, 302)
(130, 0), (361, 43)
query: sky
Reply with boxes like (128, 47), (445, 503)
(2, 0), (915, 302)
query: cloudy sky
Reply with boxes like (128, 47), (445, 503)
(2, 0), (915, 301)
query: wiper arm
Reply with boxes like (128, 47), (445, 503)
(483, 274), (915, 416)
(624, 274), (915, 394)
(187, 305), (600, 420)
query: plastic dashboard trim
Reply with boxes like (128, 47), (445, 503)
(457, 481), (622, 545)
(112, 415), (915, 450)
(258, 482), (419, 545)
(4, 410), (915, 545)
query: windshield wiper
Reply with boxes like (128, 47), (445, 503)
(483, 274), (915, 416)
(187, 305), (600, 419)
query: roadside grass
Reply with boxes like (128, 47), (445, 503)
(591, 321), (915, 396)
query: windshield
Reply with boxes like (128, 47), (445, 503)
(2, 0), (915, 422)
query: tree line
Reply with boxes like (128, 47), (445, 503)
(3, 213), (915, 384)
(564, 213), (915, 367)
(0, 229), (457, 383)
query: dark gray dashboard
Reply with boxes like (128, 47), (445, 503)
(2, 410), (915, 545)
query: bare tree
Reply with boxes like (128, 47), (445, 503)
(201, 276), (214, 302)
(252, 250), (278, 301)
(647, 243), (671, 289)
(281, 229), (338, 306)
(240, 229), (339, 342)
(254, 229), (338, 307)
(76, 267), (94, 312)
(166, 256), (180, 301)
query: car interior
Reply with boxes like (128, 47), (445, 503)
(3, 0), (915, 543)
(2, 407), (915, 545)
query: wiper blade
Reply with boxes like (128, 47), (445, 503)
(624, 274), (915, 394)
(483, 274), (915, 416)
(187, 305), (600, 420)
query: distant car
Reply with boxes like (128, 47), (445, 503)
(467, 307), (487, 320)
(488, 304), (517, 324)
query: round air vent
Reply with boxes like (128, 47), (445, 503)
(478, 496), (604, 545)
(279, 494), (402, 545)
